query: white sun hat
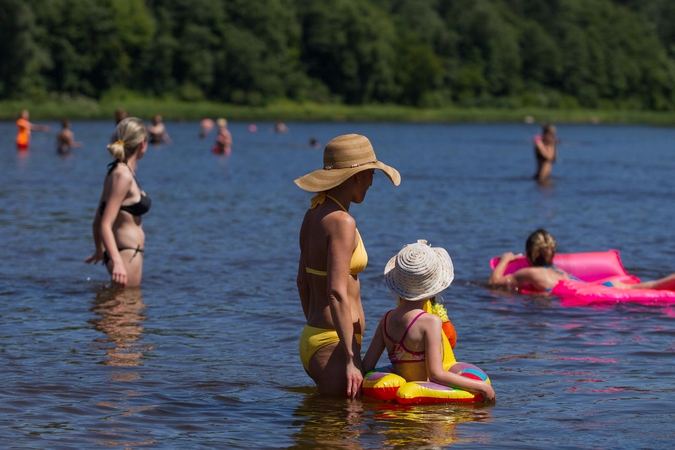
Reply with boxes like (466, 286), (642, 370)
(384, 240), (454, 301)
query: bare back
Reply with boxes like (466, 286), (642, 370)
(298, 203), (363, 333)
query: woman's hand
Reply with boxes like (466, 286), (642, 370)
(501, 252), (522, 263)
(85, 250), (104, 265)
(110, 260), (128, 286)
(346, 360), (363, 398)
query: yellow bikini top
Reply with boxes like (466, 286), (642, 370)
(305, 193), (368, 277)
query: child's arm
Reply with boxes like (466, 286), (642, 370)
(424, 316), (496, 401)
(362, 317), (386, 374)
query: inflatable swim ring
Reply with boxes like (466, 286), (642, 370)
(363, 362), (490, 404)
(489, 250), (675, 305)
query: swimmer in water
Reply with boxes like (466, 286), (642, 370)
(533, 123), (558, 183)
(16, 110), (49, 150)
(200, 118), (215, 138)
(212, 118), (232, 155)
(274, 122), (289, 133)
(147, 115), (172, 145)
(295, 134), (401, 397)
(86, 117), (151, 287)
(56, 120), (83, 155)
(489, 229), (675, 292)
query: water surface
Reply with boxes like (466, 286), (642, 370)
(1, 120), (674, 448)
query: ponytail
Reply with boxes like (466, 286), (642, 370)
(107, 117), (147, 161)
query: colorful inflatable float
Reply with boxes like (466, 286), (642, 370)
(362, 300), (491, 404)
(489, 250), (675, 305)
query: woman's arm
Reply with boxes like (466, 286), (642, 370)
(535, 139), (555, 162)
(326, 213), (363, 397)
(99, 170), (133, 286)
(488, 252), (523, 290)
(424, 316), (495, 401)
(85, 188), (107, 264)
(362, 318), (385, 374)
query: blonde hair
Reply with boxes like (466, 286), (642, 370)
(526, 229), (556, 267)
(107, 117), (147, 161)
(217, 118), (227, 127)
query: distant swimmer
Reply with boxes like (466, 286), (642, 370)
(16, 110), (49, 150)
(147, 115), (172, 145)
(212, 118), (232, 155)
(533, 123), (558, 182)
(115, 108), (128, 125)
(111, 108), (129, 143)
(309, 137), (321, 149)
(274, 122), (289, 133)
(200, 118), (215, 138)
(56, 120), (83, 155)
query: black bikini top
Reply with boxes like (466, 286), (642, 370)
(101, 161), (152, 217)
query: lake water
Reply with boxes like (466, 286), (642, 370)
(1, 119), (675, 449)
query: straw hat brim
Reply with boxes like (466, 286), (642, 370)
(384, 247), (454, 301)
(294, 161), (401, 193)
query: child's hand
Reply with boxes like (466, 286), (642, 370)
(481, 384), (496, 402)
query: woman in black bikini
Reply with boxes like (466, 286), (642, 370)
(86, 117), (151, 287)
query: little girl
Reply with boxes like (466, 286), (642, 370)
(362, 240), (495, 401)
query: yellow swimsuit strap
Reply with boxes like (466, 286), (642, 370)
(309, 192), (348, 212)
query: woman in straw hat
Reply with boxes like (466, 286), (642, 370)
(362, 240), (495, 401)
(296, 134), (401, 397)
(86, 117), (151, 287)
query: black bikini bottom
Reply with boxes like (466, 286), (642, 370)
(103, 246), (144, 265)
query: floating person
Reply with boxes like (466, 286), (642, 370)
(488, 229), (675, 292)
(274, 122), (289, 133)
(199, 118), (215, 138)
(212, 118), (232, 155)
(147, 115), (172, 145)
(85, 117), (151, 288)
(309, 137), (321, 149)
(248, 124), (258, 133)
(56, 120), (83, 155)
(295, 134), (401, 397)
(533, 123), (558, 182)
(362, 240), (495, 402)
(16, 110), (49, 150)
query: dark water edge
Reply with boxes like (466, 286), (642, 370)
(1, 121), (675, 449)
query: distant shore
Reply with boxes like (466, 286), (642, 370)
(1, 99), (675, 126)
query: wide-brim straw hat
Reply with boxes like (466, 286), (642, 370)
(384, 240), (454, 302)
(294, 134), (401, 192)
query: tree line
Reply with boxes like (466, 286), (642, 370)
(2, 0), (675, 111)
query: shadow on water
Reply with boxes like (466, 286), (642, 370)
(288, 392), (493, 448)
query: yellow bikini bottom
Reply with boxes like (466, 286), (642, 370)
(299, 325), (362, 372)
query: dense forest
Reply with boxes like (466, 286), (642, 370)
(2, 0), (675, 111)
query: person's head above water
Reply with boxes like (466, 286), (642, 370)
(294, 134), (401, 192)
(384, 240), (454, 302)
(107, 117), (147, 162)
(541, 123), (557, 142)
(525, 229), (557, 267)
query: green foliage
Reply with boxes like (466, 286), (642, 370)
(2, 0), (675, 111)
